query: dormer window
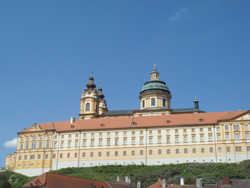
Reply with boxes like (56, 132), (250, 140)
(151, 98), (155, 106)
(86, 103), (90, 111)
(199, 118), (204, 122)
(166, 120), (171, 124)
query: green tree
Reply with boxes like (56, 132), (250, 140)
(0, 181), (12, 188)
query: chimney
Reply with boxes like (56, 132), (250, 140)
(158, 178), (161, 182)
(196, 178), (202, 188)
(117, 176), (120, 182)
(70, 117), (75, 124)
(125, 176), (128, 183)
(162, 179), (166, 188)
(222, 177), (230, 185)
(180, 177), (184, 185)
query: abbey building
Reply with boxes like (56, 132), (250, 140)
(5, 65), (250, 176)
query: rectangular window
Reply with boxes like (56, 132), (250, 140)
(107, 152), (110, 156)
(158, 130), (161, 134)
(69, 134), (71, 138)
(210, 148), (213, 152)
(149, 138), (152, 144)
(123, 151), (126, 156)
(123, 139), (127, 145)
(26, 143), (29, 150)
(201, 148), (204, 153)
(83, 141), (86, 147)
(74, 153), (77, 157)
(140, 131), (143, 135)
(68, 142), (71, 148)
(226, 134), (229, 140)
(217, 127), (220, 131)
(162, 99), (166, 107)
(184, 136), (187, 143)
(61, 142), (64, 148)
(140, 138), (143, 145)
(99, 140), (102, 146)
(167, 137), (170, 144)
(158, 137), (161, 144)
(83, 153), (85, 157)
(140, 150), (143, 155)
(193, 148), (196, 153)
(99, 152), (101, 157)
(38, 155), (41, 159)
(91, 140), (94, 147)
(167, 129), (170, 133)
(151, 98), (155, 106)
(209, 135), (212, 141)
(175, 129), (178, 133)
(175, 137), (179, 143)
(54, 142), (57, 148)
(115, 140), (119, 146)
(247, 146), (250, 151)
(227, 147), (230, 152)
(245, 124), (249, 130)
(115, 151), (118, 156)
(218, 147), (222, 152)
(235, 133), (240, 140)
(83, 133), (86, 137)
(167, 149), (170, 154)
(123, 132), (127, 136)
(142, 100), (145, 108)
(115, 132), (118, 136)
(149, 150), (152, 155)
(246, 133), (249, 140)
(200, 128), (203, 132)
(132, 131), (135, 135)
(132, 139), (135, 145)
(192, 129), (195, 132)
(149, 130), (152, 134)
(192, 136), (195, 142)
(158, 150), (161, 155)
(132, 151), (135, 155)
(183, 129), (187, 133)
(200, 136), (204, 142)
(217, 135), (221, 141)
(91, 133), (94, 137)
(20, 143), (23, 150)
(208, 128), (212, 132)
(184, 149), (187, 153)
(61, 135), (64, 139)
(90, 152), (93, 157)
(75, 141), (78, 147)
(234, 125), (240, 130)
(176, 149), (179, 154)
(225, 125), (229, 130)
(46, 141), (49, 148)
(99, 133), (102, 137)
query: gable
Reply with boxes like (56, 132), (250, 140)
(235, 113), (250, 121)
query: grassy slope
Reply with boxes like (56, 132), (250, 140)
(1, 160), (250, 188)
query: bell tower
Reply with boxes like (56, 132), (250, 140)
(79, 72), (100, 119)
(98, 83), (108, 115)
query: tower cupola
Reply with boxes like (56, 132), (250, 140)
(86, 72), (96, 89)
(139, 64), (172, 110)
(98, 83), (105, 99)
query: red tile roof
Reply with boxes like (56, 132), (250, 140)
(22, 172), (119, 188)
(20, 111), (248, 133)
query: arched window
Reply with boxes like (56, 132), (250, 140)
(225, 125), (229, 130)
(86, 103), (90, 111)
(142, 100), (145, 108)
(151, 98), (155, 106)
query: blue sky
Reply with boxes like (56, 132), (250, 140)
(0, 1), (249, 167)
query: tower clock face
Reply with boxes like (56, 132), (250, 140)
(87, 91), (91, 95)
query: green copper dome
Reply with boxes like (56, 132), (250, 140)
(140, 79), (170, 95)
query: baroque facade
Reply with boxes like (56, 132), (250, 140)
(5, 65), (250, 176)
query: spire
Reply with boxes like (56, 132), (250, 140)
(98, 83), (104, 99)
(86, 72), (96, 89)
(194, 96), (199, 108)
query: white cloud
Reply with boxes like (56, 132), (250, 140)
(170, 9), (189, 21)
(4, 138), (18, 148)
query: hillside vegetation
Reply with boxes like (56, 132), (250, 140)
(1, 160), (250, 188)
